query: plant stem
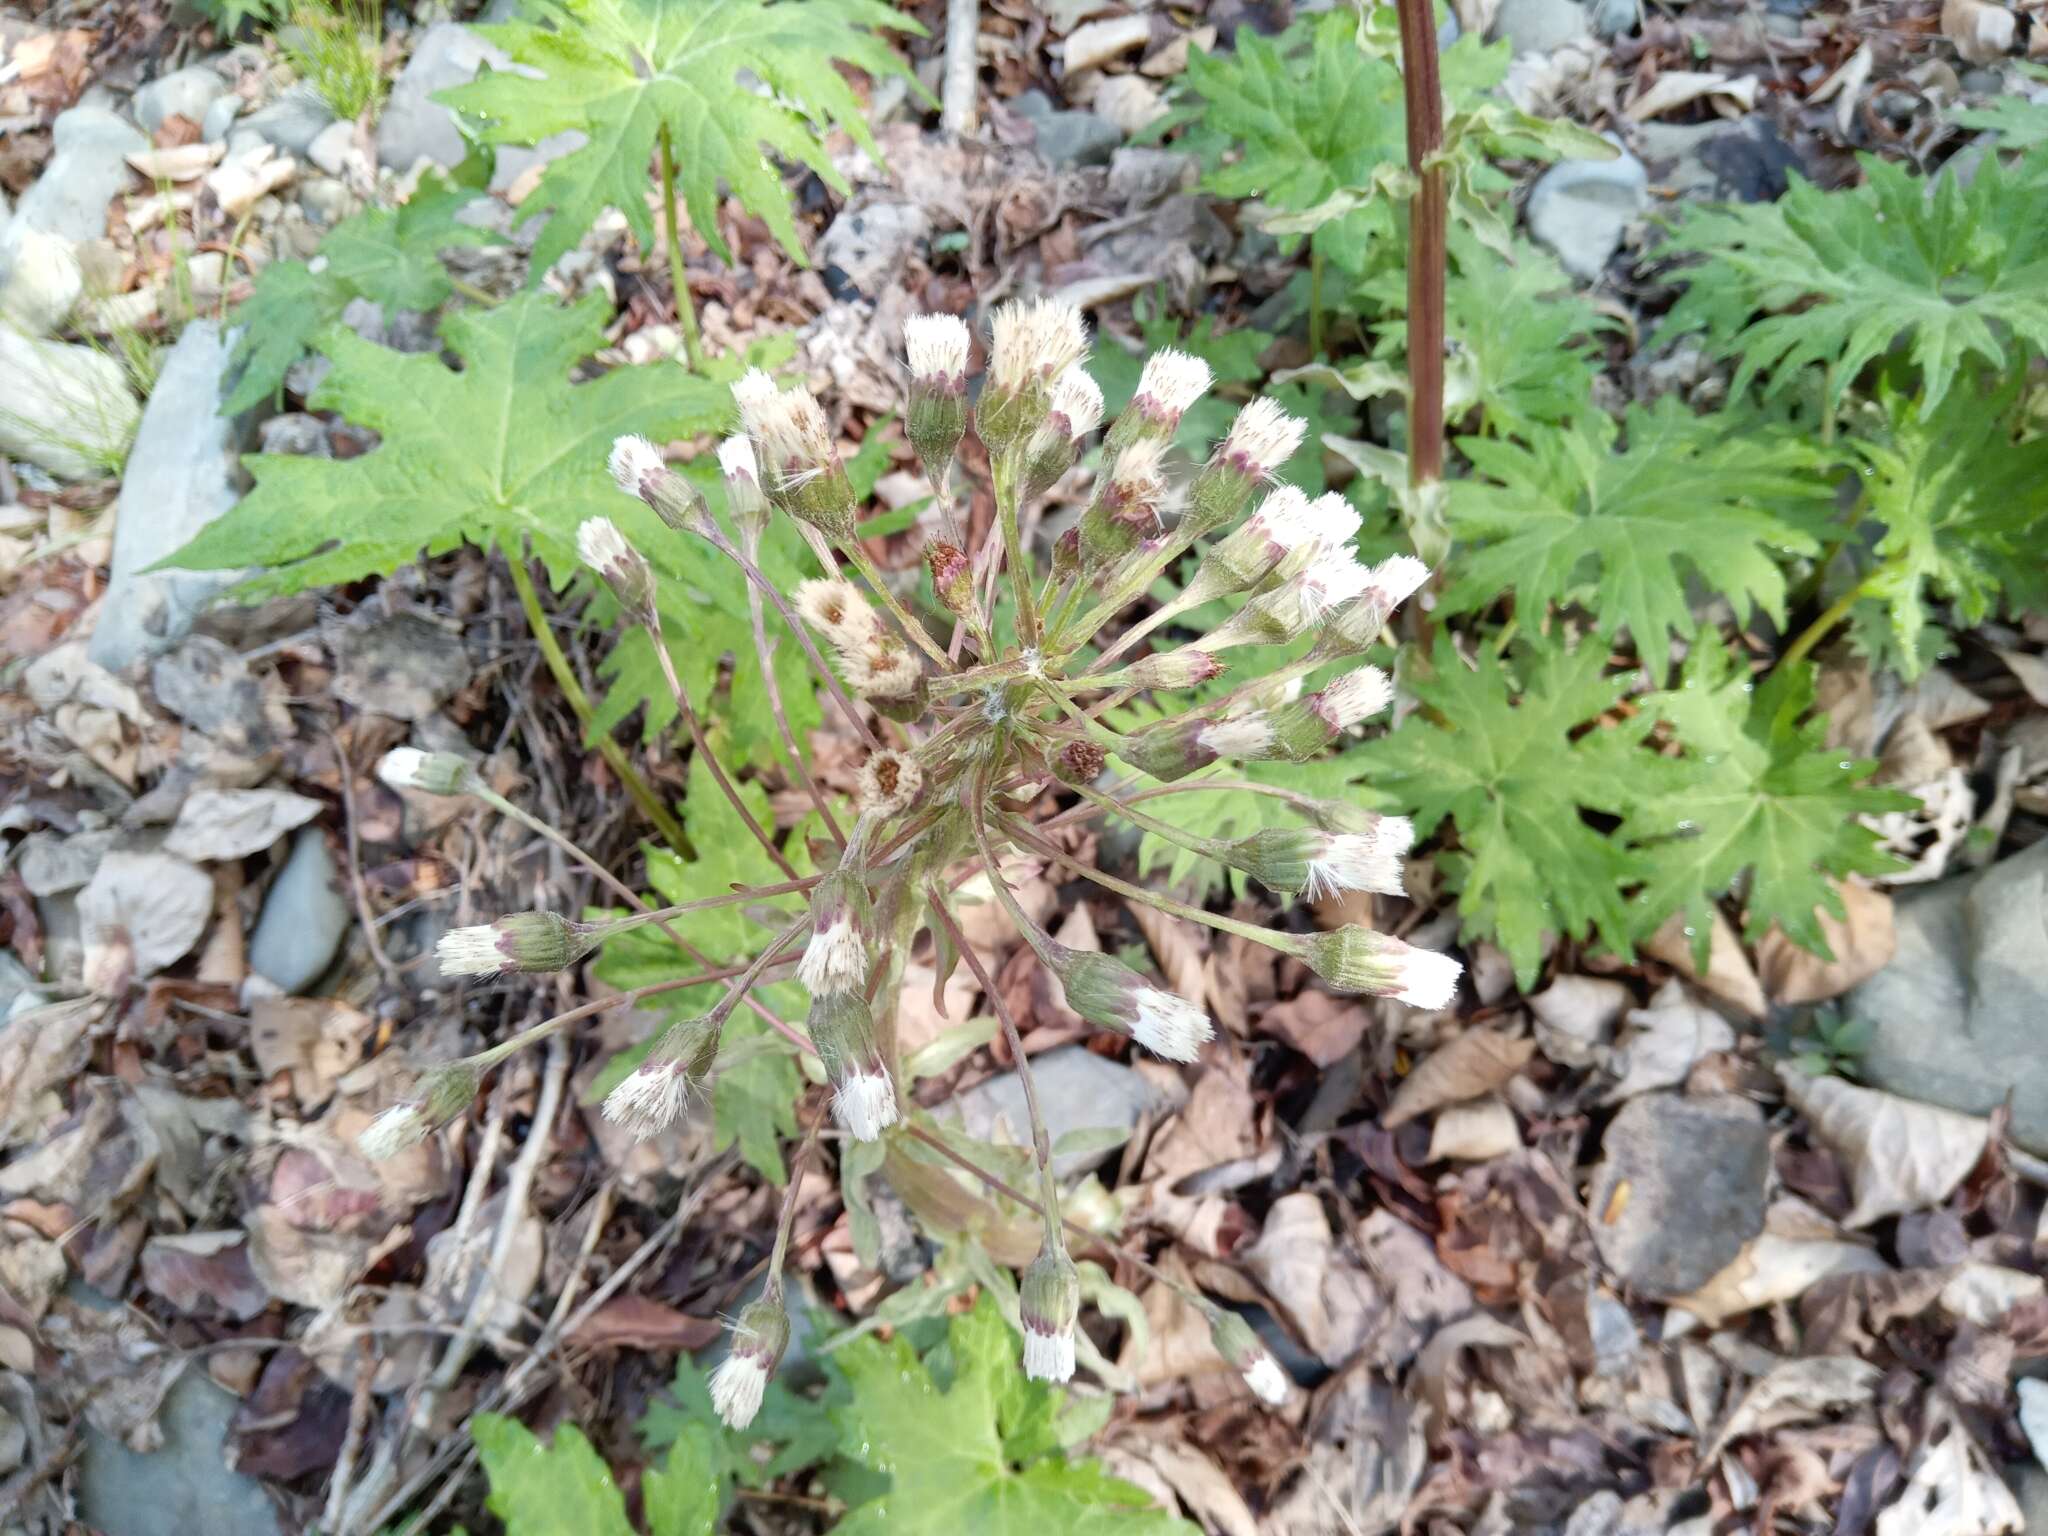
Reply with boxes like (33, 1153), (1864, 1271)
(657, 127), (706, 373)
(1309, 241), (1326, 360)
(747, 580), (846, 846)
(1394, 0), (1447, 490)
(839, 538), (954, 669)
(993, 451), (1041, 648)
(1777, 576), (1876, 673)
(1001, 814), (1284, 950)
(505, 551), (691, 856)
(766, 1115), (823, 1279)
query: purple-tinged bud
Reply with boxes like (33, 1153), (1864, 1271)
(924, 540), (976, 619)
(1077, 438), (1168, 571)
(794, 577), (880, 649)
(1105, 347), (1212, 453)
(1112, 710), (1278, 782)
(1054, 738), (1109, 786)
(1018, 1242), (1081, 1383)
(716, 434), (771, 548)
(1205, 548), (1374, 652)
(1209, 1309), (1289, 1404)
(577, 516), (657, 621)
(1287, 927), (1462, 1008)
(1317, 555), (1431, 657)
(602, 1017), (719, 1139)
(608, 435), (715, 537)
(436, 911), (597, 977)
(1024, 364), (1105, 496)
(979, 299), (1090, 455)
(1050, 524), (1082, 588)
(376, 747), (477, 797)
(357, 1060), (482, 1159)
(1180, 398), (1309, 544)
(1177, 486), (1316, 611)
(1097, 647), (1226, 693)
(733, 370), (859, 541)
(807, 991), (899, 1141)
(711, 1286), (791, 1430)
(1219, 821), (1413, 902)
(856, 749), (922, 818)
(798, 867), (874, 996)
(905, 313), (972, 485)
(1046, 943), (1213, 1061)
(1262, 666), (1393, 761)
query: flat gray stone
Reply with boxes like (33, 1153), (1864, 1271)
(134, 65), (230, 134)
(243, 88), (334, 155)
(11, 104), (145, 244)
(87, 321), (244, 671)
(1035, 111), (1124, 168)
(1525, 148), (1647, 281)
(1489, 0), (1593, 53)
(1851, 840), (2048, 1153)
(940, 1045), (1173, 1177)
(151, 636), (285, 757)
(0, 327), (140, 481)
(1587, 1093), (1770, 1296)
(201, 93), (243, 143)
(817, 201), (930, 297)
(247, 827), (351, 995)
(1633, 117), (1800, 203)
(76, 1370), (281, 1536)
(378, 22), (499, 171)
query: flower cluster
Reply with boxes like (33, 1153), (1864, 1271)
(359, 296), (1458, 1422)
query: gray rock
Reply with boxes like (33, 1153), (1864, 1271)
(817, 201), (930, 297)
(86, 321), (244, 671)
(11, 104), (146, 245)
(1525, 147), (1647, 281)
(0, 224), (83, 335)
(257, 412), (332, 458)
(1489, 0), (1593, 53)
(1587, 0), (1640, 35)
(151, 636), (284, 756)
(1851, 840), (2048, 1154)
(377, 22), (502, 171)
(76, 1370), (282, 1536)
(201, 93), (243, 144)
(247, 827), (351, 995)
(134, 65), (230, 134)
(2005, 1461), (2048, 1535)
(16, 828), (117, 898)
(331, 612), (470, 719)
(243, 88), (335, 155)
(940, 1046), (1173, 1177)
(0, 328), (141, 481)
(1107, 147), (1196, 209)
(305, 119), (358, 177)
(1634, 117), (1799, 203)
(1033, 110), (1125, 168)
(1587, 1093), (1770, 1295)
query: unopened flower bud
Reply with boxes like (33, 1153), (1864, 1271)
(602, 1017), (719, 1139)
(905, 313), (972, 485)
(1288, 926), (1462, 1008)
(1209, 1309), (1289, 1405)
(1181, 398), (1307, 543)
(1263, 665), (1393, 761)
(357, 1059), (482, 1159)
(1112, 710), (1277, 782)
(608, 435), (714, 537)
(717, 435), (770, 545)
(711, 1286), (791, 1430)
(733, 370), (858, 542)
(979, 298), (1089, 455)
(376, 748), (476, 797)
(577, 516), (658, 620)
(1077, 438), (1168, 571)
(807, 991), (899, 1141)
(1050, 524), (1082, 588)
(1046, 943), (1212, 1061)
(1220, 821), (1413, 902)
(1106, 347), (1211, 452)
(436, 911), (597, 977)
(794, 578), (879, 649)
(923, 540), (976, 619)
(1054, 738), (1108, 786)
(798, 867), (874, 995)
(1097, 646), (1225, 693)
(856, 748), (922, 818)
(1021, 364), (1105, 496)
(1205, 548), (1373, 652)
(1315, 554), (1430, 658)
(1019, 1242), (1081, 1383)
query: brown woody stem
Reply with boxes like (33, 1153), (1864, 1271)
(1396, 0), (1446, 489)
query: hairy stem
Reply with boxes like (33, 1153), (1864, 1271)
(839, 538), (954, 669)
(993, 450), (1041, 648)
(505, 551), (691, 856)
(657, 127), (706, 373)
(1001, 814), (1283, 950)
(747, 582), (846, 845)
(1395, 0), (1446, 489)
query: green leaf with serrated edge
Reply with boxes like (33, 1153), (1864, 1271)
(439, 0), (924, 277)
(221, 259), (350, 415)
(1623, 637), (1916, 972)
(1346, 637), (1655, 989)
(1659, 151), (2048, 412)
(170, 291), (729, 596)
(1952, 68), (2048, 153)
(643, 1431), (720, 1536)
(641, 1355), (841, 1485)
(1440, 397), (1828, 671)
(472, 1415), (634, 1536)
(830, 1293), (1195, 1536)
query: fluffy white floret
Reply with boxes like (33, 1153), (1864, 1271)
(833, 1068), (899, 1143)
(603, 1060), (691, 1140)
(857, 749), (922, 817)
(1318, 665), (1393, 729)
(731, 367), (779, 424)
(1299, 550), (1372, 619)
(989, 298), (1088, 389)
(905, 312), (972, 379)
(793, 578), (877, 647)
(1049, 365), (1105, 438)
(436, 925), (508, 977)
(1370, 554), (1431, 608)
(1129, 986), (1213, 1063)
(607, 434), (664, 498)
(356, 1103), (428, 1160)
(709, 1354), (768, 1431)
(1300, 491), (1363, 551)
(1198, 714), (1276, 760)
(576, 516), (634, 579)
(376, 747), (430, 792)
(798, 916), (866, 995)
(717, 435), (758, 485)
(1301, 833), (1407, 903)
(1243, 1353), (1289, 1405)
(1135, 347), (1212, 416)
(1218, 397), (1307, 477)
(1022, 1326), (1077, 1384)
(1245, 485), (1316, 548)
(1394, 946), (1463, 1010)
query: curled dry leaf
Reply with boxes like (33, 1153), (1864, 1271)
(1755, 878), (1895, 1005)
(78, 850), (213, 995)
(1940, 1263), (2045, 1328)
(1782, 1069), (1991, 1228)
(1707, 1355), (1882, 1457)
(1528, 974), (1630, 1068)
(1601, 979), (1734, 1103)
(1242, 1191), (1387, 1367)
(1260, 988), (1370, 1068)
(139, 1230), (270, 1321)
(1141, 1439), (1259, 1536)
(1427, 1097), (1521, 1162)
(1668, 1229), (1888, 1330)
(1875, 1406), (2024, 1535)
(1384, 1029), (1536, 1128)
(162, 786), (324, 862)
(0, 997), (95, 1151)
(1941, 0), (2025, 64)
(1643, 909), (1766, 1019)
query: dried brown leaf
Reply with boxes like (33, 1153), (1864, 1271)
(1385, 1029), (1535, 1128)
(1756, 879), (1895, 1005)
(1708, 1356), (1882, 1457)
(1782, 1070), (1990, 1227)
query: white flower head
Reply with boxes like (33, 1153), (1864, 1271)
(1245, 485), (1316, 549)
(607, 434), (665, 499)
(1300, 491), (1363, 552)
(1316, 665), (1393, 729)
(1133, 347), (1213, 420)
(798, 913), (867, 995)
(436, 924), (510, 977)
(1394, 947), (1464, 1010)
(1369, 554), (1431, 609)
(1022, 1326), (1076, 1384)
(709, 1352), (768, 1431)
(832, 1067), (899, 1142)
(794, 578), (878, 647)
(905, 312), (972, 381)
(731, 367), (779, 430)
(1216, 397), (1307, 479)
(1197, 713), (1275, 761)
(1129, 986), (1213, 1063)
(717, 434), (759, 486)
(602, 1057), (693, 1140)
(1243, 1352), (1289, 1405)
(746, 382), (835, 479)
(1301, 829), (1409, 902)
(356, 1102), (428, 1160)
(989, 298), (1088, 390)
(1299, 549), (1372, 620)
(845, 637), (921, 699)
(376, 747), (429, 791)
(576, 515), (633, 578)
(1048, 365), (1105, 440)
(856, 748), (922, 817)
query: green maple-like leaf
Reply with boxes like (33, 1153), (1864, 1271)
(1624, 639), (1915, 970)
(1838, 372), (2048, 678)
(1660, 151), (2048, 412)
(1952, 70), (2048, 153)
(175, 289), (728, 593)
(1440, 397), (1828, 667)
(221, 167), (498, 414)
(830, 1294), (1194, 1536)
(473, 1414), (714, 1536)
(440, 0), (922, 277)
(1345, 638), (1653, 988)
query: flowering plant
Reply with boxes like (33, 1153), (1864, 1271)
(365, 299), (1452, 1420)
